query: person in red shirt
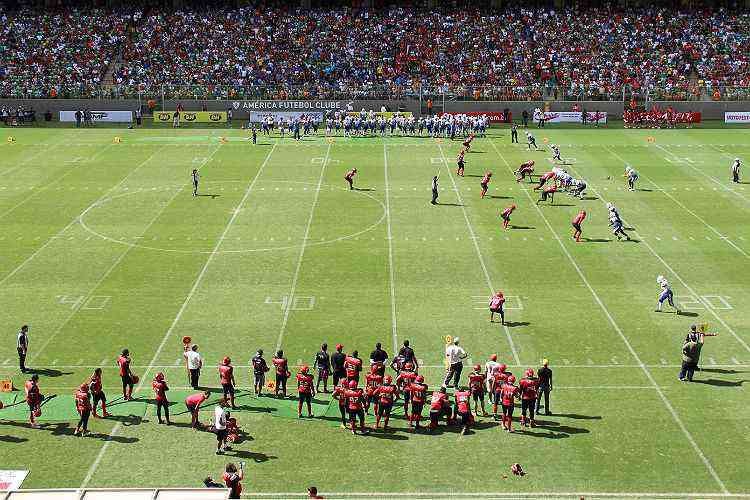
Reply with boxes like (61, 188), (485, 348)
(152, 372), (171, 425)
(536, 183), (557, 204)
(117, 349), (134, 400)
(480, 171), (492, 199)
(462, 133), (475, 151)
(89, 368), (111, 418)
(373, 375), (398, 430)
(519, 369), (539, 428)
(489, 291), (506, 324)
(515, 160), (535, 183)
(500, 375), (520, 432)
(219, 357), (237, 409)
(344, 168), (357, 190)
(500, 204), (516, 230)
(395, 362), (416, 415)
(491, 364), (510, 420)
(456, 149), (466, 176)
(407, 375), (428, 430)
(24, 374), (41, 428)
(331, 378), (349, 428)
(533, 171), (556, 190)
(428, 387), (451, 432)
(572, 210), (586, 242)
(344, 380), (367, 435)
(272, 350), (290, 398)
(364, 365), (383, 415)
(74, 383), (91, 436)
(453, 387), (472, 435)
(468, 365), (488, 416)
(296, 365), (315, 418)
(185, 391), (210, 429)
(344, 351), (362, 383)
(222, 462), (244, 499)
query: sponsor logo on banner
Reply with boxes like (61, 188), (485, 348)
(153, 112), (227, 123)
(346, 111), (413, 119)
(0, 470), (29, 490)
(725, 111), (750, 123)
(438, 111), (505, 123)
(248, 111), (323, 122)
(59, 111), (133, 123)
(542, 111), (608, 124)
(231, 100), (350, 111)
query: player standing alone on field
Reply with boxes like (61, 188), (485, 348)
(192, 169), (200, 197)
(489, 291), (506, 324)
(500, 204), (516, 230)
(480, 171), (492, 198)
(117, 349), (134, 400)
(571, 209), (586, 242)
(456, 149), (466, 176)
(17, 324), (28, 373)
(431, 175), (439, 205)
(731, 158), (741, 183)
(656, 275), (680, 314)
(344, 168), (357, 190)
(624, 166), (639, 191)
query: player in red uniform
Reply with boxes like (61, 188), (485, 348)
(74, 383), (91, 436)
(24, 374), (41, 428)
(218, 357), (237, 409)
(185, 391), (210, 428)
(462, 133), (475, 151)
(500, 204), (516, 230)
(152, 372), (171, 425)
(500, 375), (520, 432)
(407, 375), (428, 430)
(428, 387), (451, 432)
(373, 375), (398, 430)
(296, 365), (315, 418)
(491, 364), (510, 420)
(223, 462), (244, 499)
(272, 350), (290, 398)
(572, 209), (586, 242)
(364, 365), (383, 415)
(519, 369), (539, 428)
(453, 387), (473, 434)
(395, 362), (417, 415)
(344, 380), (367, 435)
(344, 351), (363, 383)
(456, 149), (466, 176)
(489, 291), (506, 324)
(515, 160), (535, 182)
(89, 368), (111, 418)
(468, 365), (488, 416)
(480, 171), (492, 199)
(117, 349), (134, 400)
(533, 171), (556, 190)
(344, 168), (357, 190)
(536, 183), (557, 204)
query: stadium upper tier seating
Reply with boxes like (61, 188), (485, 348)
(0, 6), (748, 100)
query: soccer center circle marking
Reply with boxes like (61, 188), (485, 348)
(79, 180), (386, 254)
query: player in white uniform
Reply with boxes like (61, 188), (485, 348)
(484, 355), (501, 395)
(550, 144), (562, 162)
(656, 275), (680, 314)
(624, 166), (639, 191)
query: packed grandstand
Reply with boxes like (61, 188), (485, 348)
(0, 6), (749, 101)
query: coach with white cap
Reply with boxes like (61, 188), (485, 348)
(444, 337), (467, 388)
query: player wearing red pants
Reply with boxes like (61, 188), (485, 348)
(373, 375), (398, 430)
(480, 171), (492, 198)
(500, 204), (516, 230)
(407, 375), (428, 430)
(572, 210), (587, 242)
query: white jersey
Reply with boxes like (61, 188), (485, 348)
(658, 277), (671, 291)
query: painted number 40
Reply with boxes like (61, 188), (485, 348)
(680, 295), (733, 310)
(265, 296), (316, 310)
(57, 295), (111, 310)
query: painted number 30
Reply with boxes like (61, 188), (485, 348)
(680, 295), (733, 310)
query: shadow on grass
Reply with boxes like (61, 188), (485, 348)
(510, 225), (535, 230)
(224, 449), (278, 462)
(26, 368), (72, 378)
(692, 379), (746, 388)
(0, 435), (27, 443)
(677, 310), (699, 317)
(504, 321), (530, 328)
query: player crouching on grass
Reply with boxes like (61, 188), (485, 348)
(89, 368), (111, 418)
(296, 365), (315, 418)
(428, 386), (452, 432)
(373, 375), (398, 430)
(407, 375), (428, 430)
(73, 383), (91, 436)
(344, 168), (357, 190)
(515, 160), (535, 182)
(537, 183), (557, 205)
(519, 369), (539, 428)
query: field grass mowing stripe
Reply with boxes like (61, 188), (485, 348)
(606, 146), (749, 258)
(0, 147), (163, 287)
(81, 142), (267, 488)
(0, 135), (67, 177)
(275, 144), (331, 352)
(491, 138), (730, 494)
(383, 144), (398, 353)
(437, 143), (521, 365)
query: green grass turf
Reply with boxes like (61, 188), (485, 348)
(0, 126), (749, 498)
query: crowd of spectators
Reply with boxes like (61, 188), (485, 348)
(1, 5), (749, 101)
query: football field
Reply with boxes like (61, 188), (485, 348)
(0, 125), (748, 498)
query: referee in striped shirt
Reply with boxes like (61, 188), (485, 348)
(17, 325), (28, 373)
(431, 176), (439, 205)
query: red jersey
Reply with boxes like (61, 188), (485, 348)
(223, 472), (242, 498)
(296, 372), (314, 394)
(344, 356), (362, 378)
(396, 370), (416, 389)
(272, 357), (288, 377)
(457, 151), (465, 161)
(89, 375), (102, 395)
(489, 294), (505, 309)
(345, 169), (356, 181)
(75, 389), (91, 413)
(573, 211), (586, 224)
(219, 365), (234, 385)
(541, 171), (555, 180)
(430, 391), (448, 411)
(408, 382), (428, 404)
(493, 372), (509, 392)
(501, 383), (519, 405)
(520, 378), (539, 400)
(152, 380), (168, 401)
(544, 184), (558, 193)
(464, 134), (475, 144)
(333, 382), (348, 407)
(375, 384), (398, 405)
(520, 160), (535, 170)
(117, 356), (130, 377)
(501, 206), (514, 218)
(345, 388), (364, 411)
(454, 389), (471, 414)
(481, 173), (491, 185)
(365, 373), (383, 396)
(468, 372), (485, 393)
(185, 392), (207, 407)
(25, 380), (40, 404)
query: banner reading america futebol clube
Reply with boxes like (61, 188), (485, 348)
(153, 111), (227, 123)
(231, 100), (352, 111)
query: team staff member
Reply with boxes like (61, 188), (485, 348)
(536, 359), (553, 415)
(331, 344), (346, 387)
(369, 342), (388, 375)
(184, 344), (203, 390)
(117, 349), (134, 400)
(511, 123), (518, 143)
(152, 372), (171, 425)
(17, 325), (29, 373)
(314, 343), (331, 393)
(219, 357), (237, 409)
(74, 383), (92, 436)
(444, 338), (467, 387)
(89, 368), (110, 418)
(185, 391), (210, 429)
(394, 340), (418, 372)
(251, 349), (269, 396)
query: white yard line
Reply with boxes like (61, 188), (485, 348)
(240, 492), (747, 498)
(436, 144), (520, 366)
(81, 142), (277, 488)
(601, 146), (750, 354)
(275, 144), (331, 352)
(490, 140), (728, 494)
(0, 147), (163, 287)
(607, 146), (748, 258)
(0, 136), (67, 178)
(383, 144), (399, 354)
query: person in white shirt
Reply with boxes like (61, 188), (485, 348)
(184, 344), (203, 389)
(484, 354), (500, 394)
(214, 398), (230, 455)
(444, 338), (467, 388)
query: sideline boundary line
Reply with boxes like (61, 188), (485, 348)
(383, 144), (399, 353)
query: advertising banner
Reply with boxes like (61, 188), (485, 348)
(346, 111), (413, 119)
(542, 111), (608, 123)
(230, 100), (351, 112)
(724, 111), (750, 123)
(438, 111), (506, 123)
(0, 470), (29, 490)
(59, 111), (133, 123)
(153, 111), (227, 123)
(248, 111), (323, 122)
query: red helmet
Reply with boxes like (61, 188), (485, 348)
(222, 357), (231, 365)
(384, 375), (392, 384)
(499, 363), (507, 372)
(79, 383), (88, 391)
(525, 368), (534, 378)
(154, 372), (164, 382)
(301, 365), (309, 373)
(370, 364), (379, 373)
(348, 380), (358, 389)
(335, 343), (344, 351)
(490, 354), (497, 361)
(404, 362), (414, 371)
(474, 364), (481, 371)
(508, 375), (516, 383)
(415, 375), (424, 383)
